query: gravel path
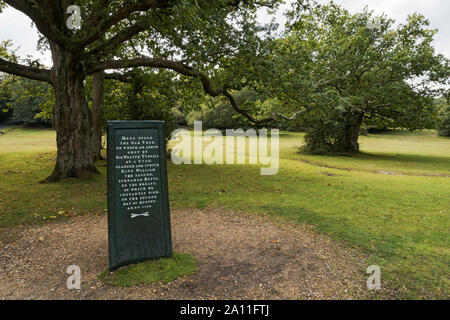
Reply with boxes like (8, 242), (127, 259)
(0, 208), (387, 299)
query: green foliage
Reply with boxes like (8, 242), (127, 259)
(0, 77), (13, 122)
(302, 121), (349, 155)
(263, 4), (450, 153)
(186, 101), (245, 129)
(437, 107), (450, 137)
(171, 107), (187, 126)
(0, 40), (17, 62)
(102, 70), (180, 139)
(186, 88), (262, 129)
(98, 253), (197, 287)
(435, 97), (450, 137)
(0, 42), (53, 125)
(0, 42), (17, 122)
(0, 76), (52, 126)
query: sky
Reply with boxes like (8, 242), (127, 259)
(0, 0), (449, 67)
(331, 0), (450, 57)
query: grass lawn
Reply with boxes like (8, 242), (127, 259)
(0, 126), (448, 299)
(98, 253), (197, 287)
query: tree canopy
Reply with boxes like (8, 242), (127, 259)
(0, 0), (448, 178)
(0, 0), (285, 181)
(256, 3), (450, 153)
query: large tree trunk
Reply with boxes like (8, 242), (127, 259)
(91, 71), (105, 160)
(337, 111), (364, 153)
(43, 44), (98, 182)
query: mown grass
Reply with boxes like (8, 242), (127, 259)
(280, 130), (450, 175)
(98, 253), (197, 287)
(0, 126), (448, 298)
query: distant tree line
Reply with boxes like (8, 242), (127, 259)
(435, 96), (450, 136)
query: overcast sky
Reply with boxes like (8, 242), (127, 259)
(331, 0), (450, 57)
(0, 0), (449, 67)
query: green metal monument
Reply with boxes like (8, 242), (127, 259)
(107, 121), (172, 271)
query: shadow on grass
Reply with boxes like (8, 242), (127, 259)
(357, 152), (450, 166)
(297, 152), (450, 176)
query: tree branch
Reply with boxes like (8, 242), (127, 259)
(79, 0), (269, 48)
(79, 0), (171, 47)
(86, 22), (147, 58)
(91, 57), (279, 124)
(0, 58), (52, 83)
(104, 72), (133, 83)
(4, 0), (80, 52)
(222, 90), (276, 124)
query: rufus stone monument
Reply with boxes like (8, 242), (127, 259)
(107, 121), (172, 271)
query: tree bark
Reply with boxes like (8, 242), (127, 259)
(43, 44), (98, 182)
(337, 111), (364, 153)
(91, 71), (105, 160)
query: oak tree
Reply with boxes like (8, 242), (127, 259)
(266, 4), (449, 153)
(0, 0), (281, 181)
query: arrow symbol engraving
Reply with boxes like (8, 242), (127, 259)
(131, 212), (150, 218)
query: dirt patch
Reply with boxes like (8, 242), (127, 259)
(320, 171), (341, 176)
(0, 208), (390, 300)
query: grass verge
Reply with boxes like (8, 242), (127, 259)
(98, 253), (197, 287)
(1, 127), (448, 298)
